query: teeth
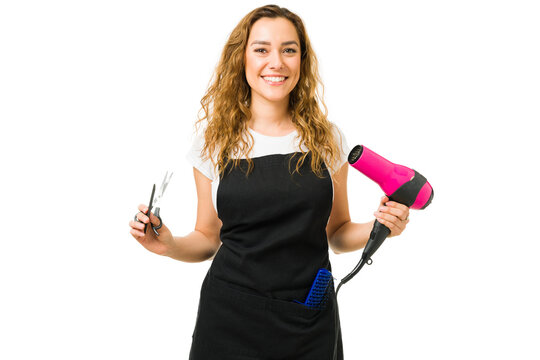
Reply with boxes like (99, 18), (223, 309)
(263, 76), (285, 82)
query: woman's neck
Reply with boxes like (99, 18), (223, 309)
(248, 96), (294, 135)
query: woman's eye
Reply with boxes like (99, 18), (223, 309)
(254, 48), (297, 54)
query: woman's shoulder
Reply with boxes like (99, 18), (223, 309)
(327, 120), (352, 173)
(185, 127), (219, 181)
(328, 121), (349, 149)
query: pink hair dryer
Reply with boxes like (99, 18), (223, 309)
(333, 145), (434, 360)
(340, 145), (434, 284)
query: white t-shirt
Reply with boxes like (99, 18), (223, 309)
(185, 122), (351, 211)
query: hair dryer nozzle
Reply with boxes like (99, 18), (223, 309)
(348, 145), (364, 164)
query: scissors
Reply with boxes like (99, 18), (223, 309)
(134, 170), (174, 236)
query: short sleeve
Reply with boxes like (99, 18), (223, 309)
(331, 122), (352, 174)
(185, 131), (217, 181)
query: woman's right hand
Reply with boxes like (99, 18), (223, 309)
(129, 204), (175, 256)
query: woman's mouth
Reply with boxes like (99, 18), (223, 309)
(261, 76), (287, 85)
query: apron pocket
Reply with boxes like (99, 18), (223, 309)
(208, 272), (324, 319)
(191, 272), (340, 359)
(198, 273), (334, 358)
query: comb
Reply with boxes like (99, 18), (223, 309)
(294, 268), (334, 310)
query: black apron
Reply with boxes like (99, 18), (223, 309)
(189, 151), (344, 360)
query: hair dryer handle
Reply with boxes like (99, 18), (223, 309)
(361, 220), (391, 263)
(338, 219), (391, 285)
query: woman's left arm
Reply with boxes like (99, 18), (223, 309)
(326, 163), (410, 254)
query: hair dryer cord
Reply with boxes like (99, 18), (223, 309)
(332, 257), (369, 360)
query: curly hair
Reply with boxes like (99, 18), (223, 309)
(192, 4), (346, 181)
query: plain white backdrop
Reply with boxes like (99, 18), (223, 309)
(1, 0), (538, 359)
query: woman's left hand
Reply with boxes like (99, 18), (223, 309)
(373, 196), (410, 238)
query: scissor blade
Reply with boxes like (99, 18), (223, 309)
(153, 171), (174, 210)
(144, 183), (156, 233)
(148, 183), (156, 214)
(159, 171), (174, 196)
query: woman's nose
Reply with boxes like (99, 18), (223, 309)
(268, 51), (284, 70)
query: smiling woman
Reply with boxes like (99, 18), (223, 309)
(128, 3), (411, 360)
(183, 7), (349, 359)
(244, 16), (302, 121)
(193, 5), (348, 179)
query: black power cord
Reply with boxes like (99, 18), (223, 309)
(332, 257), (371, 360)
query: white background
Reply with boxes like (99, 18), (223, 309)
(1, 0), (538, 359)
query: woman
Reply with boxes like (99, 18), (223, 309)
(129, 4), (410, 359)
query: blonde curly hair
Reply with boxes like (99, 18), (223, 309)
(193, 4), (346, 181)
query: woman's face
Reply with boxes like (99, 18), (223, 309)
(244, 17), (301, 105)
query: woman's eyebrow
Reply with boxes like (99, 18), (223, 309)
(250, 40), (299, 47)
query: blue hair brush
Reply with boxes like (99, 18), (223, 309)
(294, 268), (334, 310)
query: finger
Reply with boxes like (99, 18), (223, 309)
(134, 211), (153, 226)
(384, 200), (410, 213)
(392, 217), (408, 235)
(382, 201), (410, 220)
(138, 204), (149, 214)
(129, 220), (145, 231)
(134, 212), (147, 223)
(375, 216), (398, 235)
(375, 207), (408, 227)
(376, 216), (404, 237)
(374, 211), (399, 230)
(130, 227), (146, 239)
(378, 205), (410, 221)
(378, 213), (409, 236)
(147, 211), (162, 227)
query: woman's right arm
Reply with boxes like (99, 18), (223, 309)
(164, 167), (222, 263)
(130, 167), (222, 263)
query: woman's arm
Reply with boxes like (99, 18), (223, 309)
(326, 163), (371, 254)
(164, 167), (222, 262)
(326, 163), (410, 254)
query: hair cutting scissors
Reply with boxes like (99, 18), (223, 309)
(134, 170), (174, 236)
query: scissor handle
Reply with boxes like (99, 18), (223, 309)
(152, 207), (163, 236)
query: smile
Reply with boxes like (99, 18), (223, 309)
(262, 76), (287, 85)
